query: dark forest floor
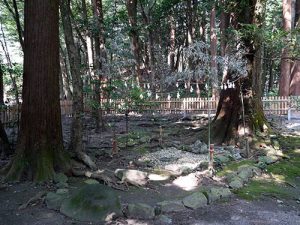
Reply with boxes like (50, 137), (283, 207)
(0, 113), (300, 225)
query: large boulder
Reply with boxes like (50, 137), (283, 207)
(60, 184), (122, 222)
(182, 192), (207, 209)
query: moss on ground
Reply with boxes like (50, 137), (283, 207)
(216, 160), (256, 177)
(278, 135), (300, 150)
(234, 180), (290, 200)
(236, 135), (300, 200)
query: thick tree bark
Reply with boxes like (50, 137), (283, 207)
(279, 0), (292, 96)
(6, 0), (69, 181)
(60, 0), (96, 170)
(211, 0), (268, 147)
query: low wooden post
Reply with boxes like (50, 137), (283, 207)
(209, 144), (214, 170)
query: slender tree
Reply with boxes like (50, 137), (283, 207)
(279, 0), (292, 96)
(60, 0), (96, 170)
(290, 0), (300, 95)
(6, 0), (69, 181)
(126, 0), (141, 82)
(92, 0), (106, 131)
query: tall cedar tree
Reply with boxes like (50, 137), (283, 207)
(210, 0), (268, 147)
(6, 0), (69, 181)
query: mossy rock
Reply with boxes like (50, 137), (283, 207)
(60, 184), (122, 222)
(125, 203), (155, 219)
(258, 155), (278, 165)
(203, 187), (232, 204)
(46, 191), (69, 210)
(54, 173), (68, 184)
(229, 177), (244, 190)
(182, 192), (207, 209)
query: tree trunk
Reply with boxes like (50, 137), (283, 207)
(210, 5), (218, 97)
(290, 3), (300, 95)
(126, 0), (141, 82)
(0, 64), (4, 105)
(0, 64), (10, 157)
(6, 0), (69, 181)
(60, 47), (73, 99)
(168, 15), (176, 71)
(60, 0), (96, 170)
(92, 0), (106, 131)
(290, 61), (300, 95)
(279, 0), (292, 96)
(210, 0), (268, 148)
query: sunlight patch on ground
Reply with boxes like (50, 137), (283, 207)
(148, 173), (170, 181)
(286, 122), (300, 129)
(125, 219), (150, 225)
(172, 173), (202, 191)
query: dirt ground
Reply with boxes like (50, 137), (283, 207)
(0, 113), (300, 225)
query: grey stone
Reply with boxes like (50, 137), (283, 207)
(56, 182), (68, 189)
(237, 165), (261, 182)
(224, 146), (235, 152)
(56, 189), (69, 195)
(156, 200), (186, 213)
(229, 177), (244, 190)
(125, 203), (155, 220)
(115, 169), (148, 186)
(204, 187), (232, 204)
(84, 179), (100, 185)
(256, 161), (267, 170)
(60, 184), (122, 222)
(214, 155), (231, 164)
(156, 215), (172, 224)
(237, 166), (254, 182)
(53, 173), (68, 184)
(189, 140), (208, 154)
(182, 192), (207, 209)
(258, 155), (279, 165)
(45, 191), (69, 210)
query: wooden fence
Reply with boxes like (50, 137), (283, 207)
(1, 96), (299, 127)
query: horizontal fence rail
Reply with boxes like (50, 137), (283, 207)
(1, 96), (299, 127)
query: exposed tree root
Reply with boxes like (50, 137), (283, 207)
(71, 168), (128, 191)
(18, 191), (47, 210)
(76, 152), (97, 170)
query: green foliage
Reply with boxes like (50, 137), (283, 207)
(1, 63), (22, 101)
